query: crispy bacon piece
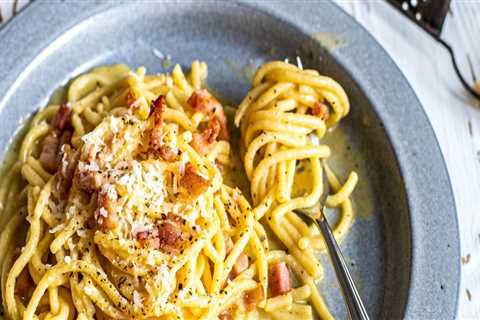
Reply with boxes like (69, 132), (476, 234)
(95, 193), (117, 231)
(58, 130), (72, 148)
(188, 90), (229, 140)
(157, 222), (184, 254)
(179, 163), (210, 198)
(231, 253), (249, 277)
(39, 131), (60, 173)
(188, 89), (221, 114)
(191, 117), (221, 156)
(158, 145), (178, 162)
(214, 106), (229, 141)
(312, 101), (329, 121)
(149, 96), (166, 150)
(51, 103), (72, 131)
(56, 145), (79, 200)
(135, 220), (183, 254)
(125, 90), (137, 107)
(15, 267), (34, 297)
(268, 262), (292, 297)
(136, 228), (160, 249)
(218, 310), (232, 320)
(244, 285), (264, 311)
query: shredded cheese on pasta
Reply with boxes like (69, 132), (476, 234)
(0, 60), (357, 320)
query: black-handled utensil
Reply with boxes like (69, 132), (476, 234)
(386, 0), (480, 99)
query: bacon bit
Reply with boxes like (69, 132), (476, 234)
(39, 131), (60, 173)
(95, 193), (117, 231)
(56, 146), (79, 200)
(179, 163), (210, 198)
(166, 212), (183, 226)
(191, 117), (221, 156)
(136, 228), (160, 249)
(312, 101), (329, 121)
(244, 285), (264, 311)
(125, 90), (137, 107)
(218, 310), (232, 320)
(214, 106), (229, 141)
(76, 169), (106, 194)
(188, 89), (221, 114)
(231, 253), (249, 277)
(268, 262), (292, 297)
(158, 145), (178, 162)
(147, 96), (169, 154)
(188, 90), (229, 140)
(51, 104), (72, 131)
(157, 222), (184, 254)
(15, 267), (34, 297)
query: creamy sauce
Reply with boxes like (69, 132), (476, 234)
(311, 32), (347, 51)
(323, 127), (375, 219)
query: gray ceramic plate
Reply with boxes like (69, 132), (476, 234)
(0, 1), (460, 319)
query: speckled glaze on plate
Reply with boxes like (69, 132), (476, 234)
(0, 1), (460, 319)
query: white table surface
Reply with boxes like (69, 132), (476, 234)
(1, 0), (478, 319)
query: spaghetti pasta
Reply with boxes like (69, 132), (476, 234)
(0, 59), (357, 320)
(235, 61), (358, 320)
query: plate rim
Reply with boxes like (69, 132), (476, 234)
(0, 0), (460, 319)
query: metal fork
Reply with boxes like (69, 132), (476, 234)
(294, 208), (370, 320)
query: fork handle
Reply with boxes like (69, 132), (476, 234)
(315, 215), (370, 320)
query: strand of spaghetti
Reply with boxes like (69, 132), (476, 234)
(19, 122), (49, 163)
(251, 147), (329, 203)
(31, 105), (59, 125)
(48, 286), (60, 315)
(264, 69), (349, 115)
(50, 214), (84, 254)
(72, 78), (128, 114)
(326, 171), (358, 207)
(0, 162), (21, 214)
(190, 60), (204, 90)
(24, 261), (133, 319)
(165, 90), (185, 111)
(172, 64), (193, 97)
(249, 230), (268, 303)
(215, 218), (253, 292)
(21, 163), (45, 187)
(28, 233), (54, 283)
(164, 108), (195, 131)
(26, 156), (52, 181)
(251, 61), (300, 87)
(0, 182), (23, 236)
(81, 278), (127, 319)
(2, 247), (16, 315)
(249, 110), (325, 129)
(0, 212), (25, 305)
(200, 278), (258, 320)
(307, 200), (354, 251)
(5, 179), (52, 319)
(252, 188), (275, 220)
(285, 255), (333, 320)
(244, 119), (311, 147)
(234, 82), (272, 127)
